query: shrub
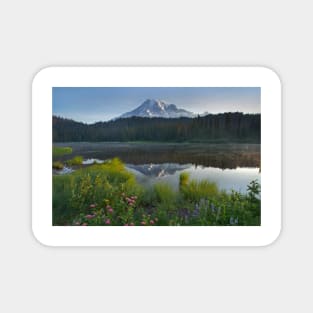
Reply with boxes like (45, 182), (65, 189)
(52, 161), (64, 170)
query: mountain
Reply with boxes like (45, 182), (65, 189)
(118, 99), (195, 119)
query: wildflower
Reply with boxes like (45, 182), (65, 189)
(74, 222), (80, 225)
(105, 219), (111, 225)
(130, 223), (135, 226)
(150, 220), (155, 225)
(85, 214), (96, 219)
(108, 208), (114, 214)
(89, 204), (96, 208)
(124, 224), (129, 226)
(82, 223), (88, 226)
(141, 221), (146, 225)
(126, 197), (135, 205)
(154, 217), (158, 222)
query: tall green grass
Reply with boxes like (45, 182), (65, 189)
(179, 172), (218, 201)
(182, 180), (218, 202)
(179, 172), (190, 189)
(67, 156), (83, 166)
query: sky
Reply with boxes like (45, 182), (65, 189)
(52, 87), (261, 124)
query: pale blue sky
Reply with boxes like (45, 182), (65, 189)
(53, 87), (261, 123)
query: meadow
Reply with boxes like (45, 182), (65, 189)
(53, 149), (261, 226)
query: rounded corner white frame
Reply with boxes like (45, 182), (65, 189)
(32, 66), (281, 246)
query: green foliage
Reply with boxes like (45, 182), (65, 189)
(179, 172), (190, 190)
(67, 156), (83, 166)
(53, 146), (72, 157)
(247, 179), (261, 200)
(52, 161), (64, 170)
(181, 179), (218, 202)
(53, 174), (75, 224)
(53, 158), (261, 226)
(153, 183), (176, 204)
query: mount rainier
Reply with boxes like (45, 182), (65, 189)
(118, 99), (196, 119)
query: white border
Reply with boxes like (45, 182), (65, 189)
(32, 67), (281, 246)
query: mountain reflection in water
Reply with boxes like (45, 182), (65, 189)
(126, 162), (260, 193)
(126, 163), (191, 177)
(55, 142), (261, 193)
(57, 142), (260, 169)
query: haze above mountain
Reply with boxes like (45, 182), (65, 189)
(118, 99), (196, 119)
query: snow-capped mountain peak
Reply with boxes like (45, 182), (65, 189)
(118, 99), (195, 119)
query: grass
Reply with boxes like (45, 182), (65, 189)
(66, 156), (83, 166)
(53, 146), (72, 157)
(53, 158), (261, 226)
(181, 179), (219, 202)
(179, 172), (189, 189)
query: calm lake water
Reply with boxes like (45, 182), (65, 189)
(55, 142), (261, 193)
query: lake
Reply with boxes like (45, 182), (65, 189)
(54, 142), (261, 193)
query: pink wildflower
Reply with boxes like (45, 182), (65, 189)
(150, 220), (155, 225)
(85, 214), (96, 219)
(124, 223), (129, 226)
(105, 219), (111, 225)
(141, 221), (146, 226)
(108, 208), (114, 214)
(82, 223), (88, 226)
(125, 197), (135, 205)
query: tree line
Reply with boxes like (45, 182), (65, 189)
(53, 112), (261, 143)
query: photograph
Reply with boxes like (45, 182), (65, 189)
(52, 86), (261, 227)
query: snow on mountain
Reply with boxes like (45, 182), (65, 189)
(118, 99), (196, 119)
